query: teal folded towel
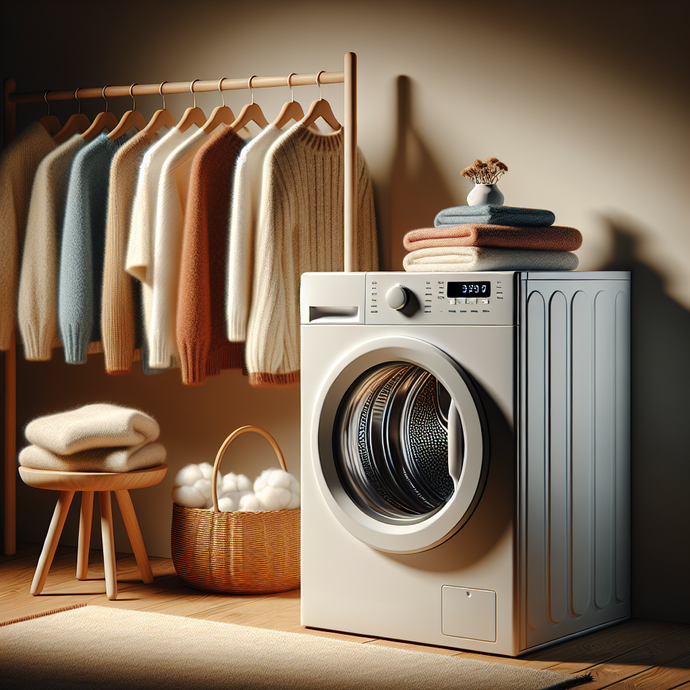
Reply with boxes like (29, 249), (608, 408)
(434, 205), (556, 227)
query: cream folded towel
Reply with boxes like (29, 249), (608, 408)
(19, 441), (166, 473)
(24, 403), (160, 455)
(403, 247), (579, 272)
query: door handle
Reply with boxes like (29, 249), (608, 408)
(448, 399), (463, 488)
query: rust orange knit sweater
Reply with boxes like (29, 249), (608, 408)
(176, 126), (245, 385)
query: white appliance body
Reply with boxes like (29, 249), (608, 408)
(300, 271), (631, 656)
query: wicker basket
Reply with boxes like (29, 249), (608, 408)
(171, 425), (300, 594)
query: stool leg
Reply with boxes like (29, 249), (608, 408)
(31, 490), (75, 595)
(76, 491), (94, 580)
(99, 491), (117, 600)
(115, 489), (153, 584)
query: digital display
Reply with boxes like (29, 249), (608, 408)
(448, 281), (491, 298)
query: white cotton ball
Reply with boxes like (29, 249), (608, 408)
(217, 495), (238, 512)
(257, 485), (292, 511)
(221, 472), (238, 492)
(172, 485), (207, 508)
(239, 493), (262, 512)
(197, 462), (214, 479)
(286, 491), (300, 510)
(236, 474), (253, 492)
(253, 468), (278, 493)
(287, 474), (300, 495)
(193, 478), (212, 502)
(174, 464), (204, 487)
(266, 469), (292, 489)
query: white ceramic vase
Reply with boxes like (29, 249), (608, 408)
(467, 183), (504, 206)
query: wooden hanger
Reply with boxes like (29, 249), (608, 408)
(177, 79), (206, 132)
(108, 83), (147, 140)
(82, 86), (118, 140)
(142, 81), (177, 135)
(230, 76), (269, 132)
(202, 77), (236, 133)
(301, 71), (341, 131)
(273, 73), (305, 129)
(53, 88), (91, 144)
(38, 91), (61, 135)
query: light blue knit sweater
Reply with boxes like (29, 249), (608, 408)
(58, 133), (128, 364)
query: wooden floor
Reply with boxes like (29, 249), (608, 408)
(2, 543), (689, 689)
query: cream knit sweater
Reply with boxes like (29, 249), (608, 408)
(125, 127), (195, 360)
(245, 124), (378, 386)
(149, 126), (210, 369)
(18, 134), (85, 360)
(101, 129), (160, 374)
(226, 123), (283, 343)
(0, 122), (56, 351)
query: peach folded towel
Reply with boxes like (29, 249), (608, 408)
(24, 403), (160, 455)
(403, 247), (579, 272)
(403, 224), (583, 252)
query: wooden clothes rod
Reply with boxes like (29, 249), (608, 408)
(2, 52), (359, 556)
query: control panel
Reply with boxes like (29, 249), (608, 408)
(365, 272), (517, 325)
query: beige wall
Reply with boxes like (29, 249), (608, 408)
(1, 0), (688, 623)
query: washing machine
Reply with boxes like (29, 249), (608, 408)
(300, 270), (631, 657)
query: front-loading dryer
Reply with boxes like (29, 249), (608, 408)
(300, 271), (631, 656)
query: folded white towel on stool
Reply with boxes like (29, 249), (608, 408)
(19, 441), (167, 473)
(24, 404), (160, 455)
(403, 246), (579, 272)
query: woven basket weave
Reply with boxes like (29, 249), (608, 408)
(171, 425), (300, 594)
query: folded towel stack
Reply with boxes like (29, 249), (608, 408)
(19, 403), (166, 473)
(403, 205), (582, 272)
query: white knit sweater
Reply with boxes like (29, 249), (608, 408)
(245, 124), (378, 386)
(0, 122), (56, 351)
(149, 126), (211, 369)
(226, 123), (283, 343)
(125, 126), (195, 357)
(18, 134), (85, 360)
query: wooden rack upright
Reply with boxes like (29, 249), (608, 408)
(2, 52), (358, 555)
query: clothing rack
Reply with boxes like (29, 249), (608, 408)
(2, 52), (358, 555)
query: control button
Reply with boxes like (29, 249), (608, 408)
(448, 298), (456, 305)
(480, 298), (489, 304)
(386, 285), (410, 311)
(455, 298), (466, 305)
(466, 298), (477, 305)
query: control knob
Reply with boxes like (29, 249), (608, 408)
(386, 284), (410, 311)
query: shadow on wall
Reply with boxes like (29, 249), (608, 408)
(599, 217), (690, 624)
(379, 75), (457, 271)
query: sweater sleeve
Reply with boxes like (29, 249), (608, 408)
(356, 150), (379, 272)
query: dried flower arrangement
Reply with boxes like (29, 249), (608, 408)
(461, 157), (509, 185)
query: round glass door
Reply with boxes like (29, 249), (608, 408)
(312, 336), (488, 554)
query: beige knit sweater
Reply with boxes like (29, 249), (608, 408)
(0, 122), (56, 351)
(101, 129), (159, 374)
(245, 124), (378, 386)
(18, 134), (85, 360)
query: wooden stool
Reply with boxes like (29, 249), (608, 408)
(19, 464), (168, 600)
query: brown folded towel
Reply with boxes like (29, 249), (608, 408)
(403, 224), (583, 252)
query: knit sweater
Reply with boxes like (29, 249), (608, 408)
(226, 123), (283, 343)
(0, 122), (56, 351)
(58, 133), (128, 364)
(101, 129), (160, 374)
(245, 124), (378, 386)
(176, 126), (245, 385)
(18, 134), (85, 360)
(125, 127), (195, 358)
(149, 126), (210, 369)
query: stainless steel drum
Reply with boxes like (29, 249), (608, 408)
(333, 362), (459, 523)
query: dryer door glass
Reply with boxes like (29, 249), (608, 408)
(333, 362), (462, 523)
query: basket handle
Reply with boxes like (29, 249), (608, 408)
(210, 425), (287, 512)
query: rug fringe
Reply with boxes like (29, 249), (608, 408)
(0, 602), (88, 627)
(549, 672), (594, 689)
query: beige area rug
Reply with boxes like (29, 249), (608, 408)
(0, 605), (591, 690)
